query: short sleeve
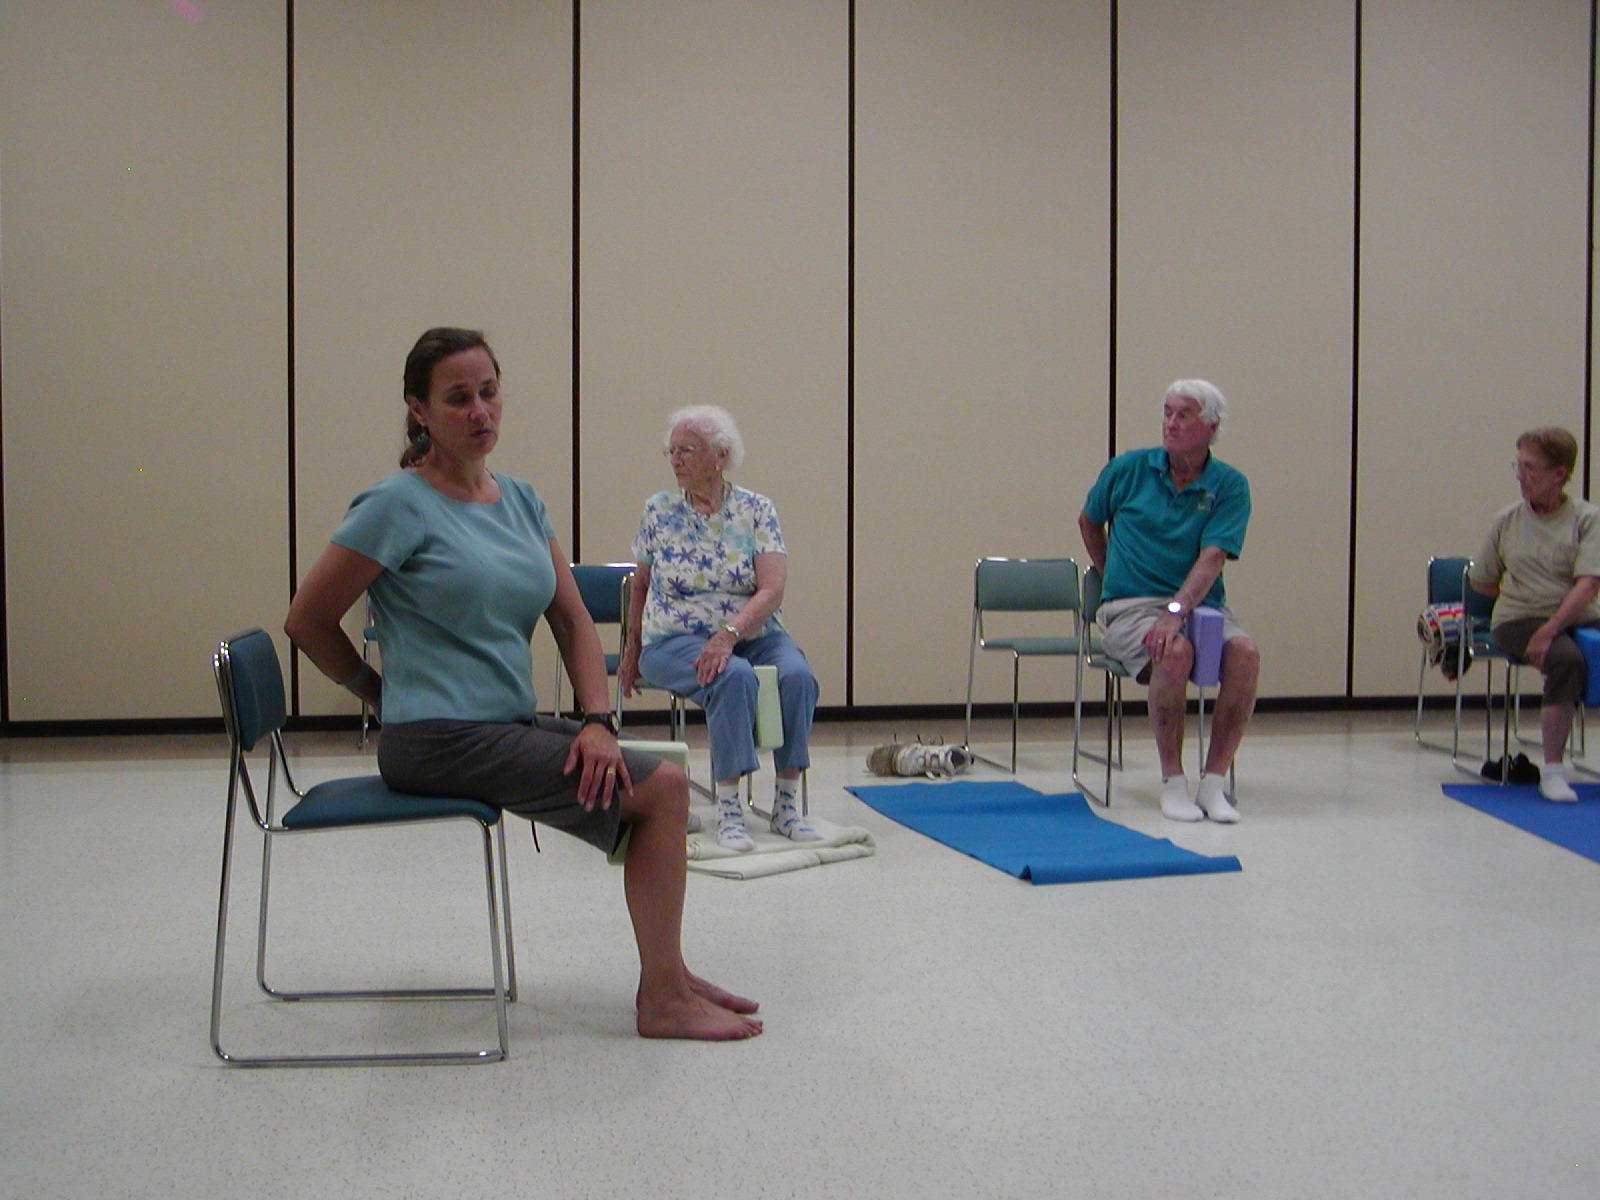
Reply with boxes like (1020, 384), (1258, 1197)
(1468, 512), (1507, 589)
(1082, 459), (1117, 526)
(1200, 470), (1251, 559)
(332, 476), (426, 570)
(752, 494), (786, 555)
(631, 496), (662, 565)
(1573, 507), (1600, 579)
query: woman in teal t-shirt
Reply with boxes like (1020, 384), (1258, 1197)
(285, 327), (761, 1042)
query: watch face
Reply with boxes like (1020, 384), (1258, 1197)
(1167, 602), (1183, 615)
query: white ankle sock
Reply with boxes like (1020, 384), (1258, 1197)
(1540, 763), (1578, 802)
(1160, 775), (1203, 822)
(770, 795), (822, 842)
(715, 785), (755, 850)
(1195, 773), (1240, 823)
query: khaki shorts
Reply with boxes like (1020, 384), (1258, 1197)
(1095, 596), (1247, 684)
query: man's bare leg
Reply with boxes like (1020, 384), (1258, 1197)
(1146, 639), (1199, 819)
(1201, 636), (1260, 777)
(620, 763), (762, 1039)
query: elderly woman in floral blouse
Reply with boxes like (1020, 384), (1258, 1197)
(619, 405), (821, 852)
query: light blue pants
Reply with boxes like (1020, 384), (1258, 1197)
(639, 630), (819, 782)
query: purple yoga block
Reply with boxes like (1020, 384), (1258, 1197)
(1186, 606), (1225, 688)
(1575, 626), (1600, 706)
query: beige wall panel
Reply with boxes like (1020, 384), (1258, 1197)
(1118, 0), (1355, 699)
(293, 2), (573, 716)
(577, 1), (850, 713)
(0, 1), (287, 720)
(853, 1), (1111, 710)
(1355, 0), (1590, 696)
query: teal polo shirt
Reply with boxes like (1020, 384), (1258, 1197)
(1082, 447), (1251, 605)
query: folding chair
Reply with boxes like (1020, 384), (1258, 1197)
(211, 628), (516, 1067)
(552, 563), (633, 725)
(961, 557), (1087, 772)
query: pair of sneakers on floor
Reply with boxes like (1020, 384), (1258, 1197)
(686, 783), (821, 852)
(1160, 773), (1239, 824)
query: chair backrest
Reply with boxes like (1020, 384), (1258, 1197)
(1083, 565), (1104, 621)
(571, 563), (635, 624)
(974, 557), (1080, 613)
(214, 628), (287, 753)
(1426, 555), (1471, 606)
(1462, 563), (1496, 623)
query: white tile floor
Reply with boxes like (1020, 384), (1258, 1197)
(1, 711), (1597, 1200)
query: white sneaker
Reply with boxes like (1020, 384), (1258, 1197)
(866, 738), (973, 779)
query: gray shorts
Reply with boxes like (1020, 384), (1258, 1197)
(377, 715), (661, 854)
(1095, 596), (1248, 684)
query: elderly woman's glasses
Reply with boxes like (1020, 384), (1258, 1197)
(664, 443), (707, 460)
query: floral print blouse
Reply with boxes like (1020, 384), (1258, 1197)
(630, 484), (787, 644)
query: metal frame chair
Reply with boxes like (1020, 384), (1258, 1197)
(1454, 563), (1525, 776)
(211, 628), (516, 1067)
(1078, 566), (1236, 807)
(962, 556), (1086, 772)
(552, 563), (633, 725)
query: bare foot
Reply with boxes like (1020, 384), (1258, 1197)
(688, 971), (759, 1014)
(636, 994), (763, 1041)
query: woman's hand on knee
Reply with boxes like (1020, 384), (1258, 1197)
(564, 725), (631, 810)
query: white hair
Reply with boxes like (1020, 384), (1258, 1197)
(665, 404), (745, 471)
(1164, 379), (1228, 443)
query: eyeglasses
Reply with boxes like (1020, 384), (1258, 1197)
(663, 443), (707, 460)
(1513, 459), (1559, 478)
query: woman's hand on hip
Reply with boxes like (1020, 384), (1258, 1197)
(565, 723), (631, 810)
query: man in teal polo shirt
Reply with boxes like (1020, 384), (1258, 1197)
(1078, 379), (1259, 823)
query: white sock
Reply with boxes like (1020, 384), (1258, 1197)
(715, 785), (755, 850)
(1540, 762), (1578, 802)
(1160, 775), (1203, 822)
(770, 782), (822, 842)
(1195, 773), (1240, 823)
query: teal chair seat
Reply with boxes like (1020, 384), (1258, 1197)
(281, 778), (499, 830)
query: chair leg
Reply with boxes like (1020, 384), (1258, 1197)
(214, 813), (514, 1067)
(1010, 654), (1021, 773)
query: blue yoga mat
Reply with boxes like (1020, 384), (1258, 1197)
(1442, 782), (1600, 865)
(845, 780), (1241, 885)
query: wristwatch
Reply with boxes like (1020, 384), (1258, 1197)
(721, 622), (741, 639)
(582, 712), (618, 736)
(1166, 600), (1186, 618)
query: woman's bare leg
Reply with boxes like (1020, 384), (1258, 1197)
(621, 762), (762, 1040)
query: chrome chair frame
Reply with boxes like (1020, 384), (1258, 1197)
(211, 628), (516, 1067)
(962, 556), (1087, 773)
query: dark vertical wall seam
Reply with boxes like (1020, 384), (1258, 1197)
(1585, 0), (1597, 498)
(1107, 1), (1119, 456)
(570, 0), (584, 560)
(845, 0), (856, 706)
(1345, 0), (1362, 698)
(286, 0), (300, 711)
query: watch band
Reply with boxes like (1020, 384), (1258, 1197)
(581, 712), (618, 735)
(721, 622), (741, 639)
